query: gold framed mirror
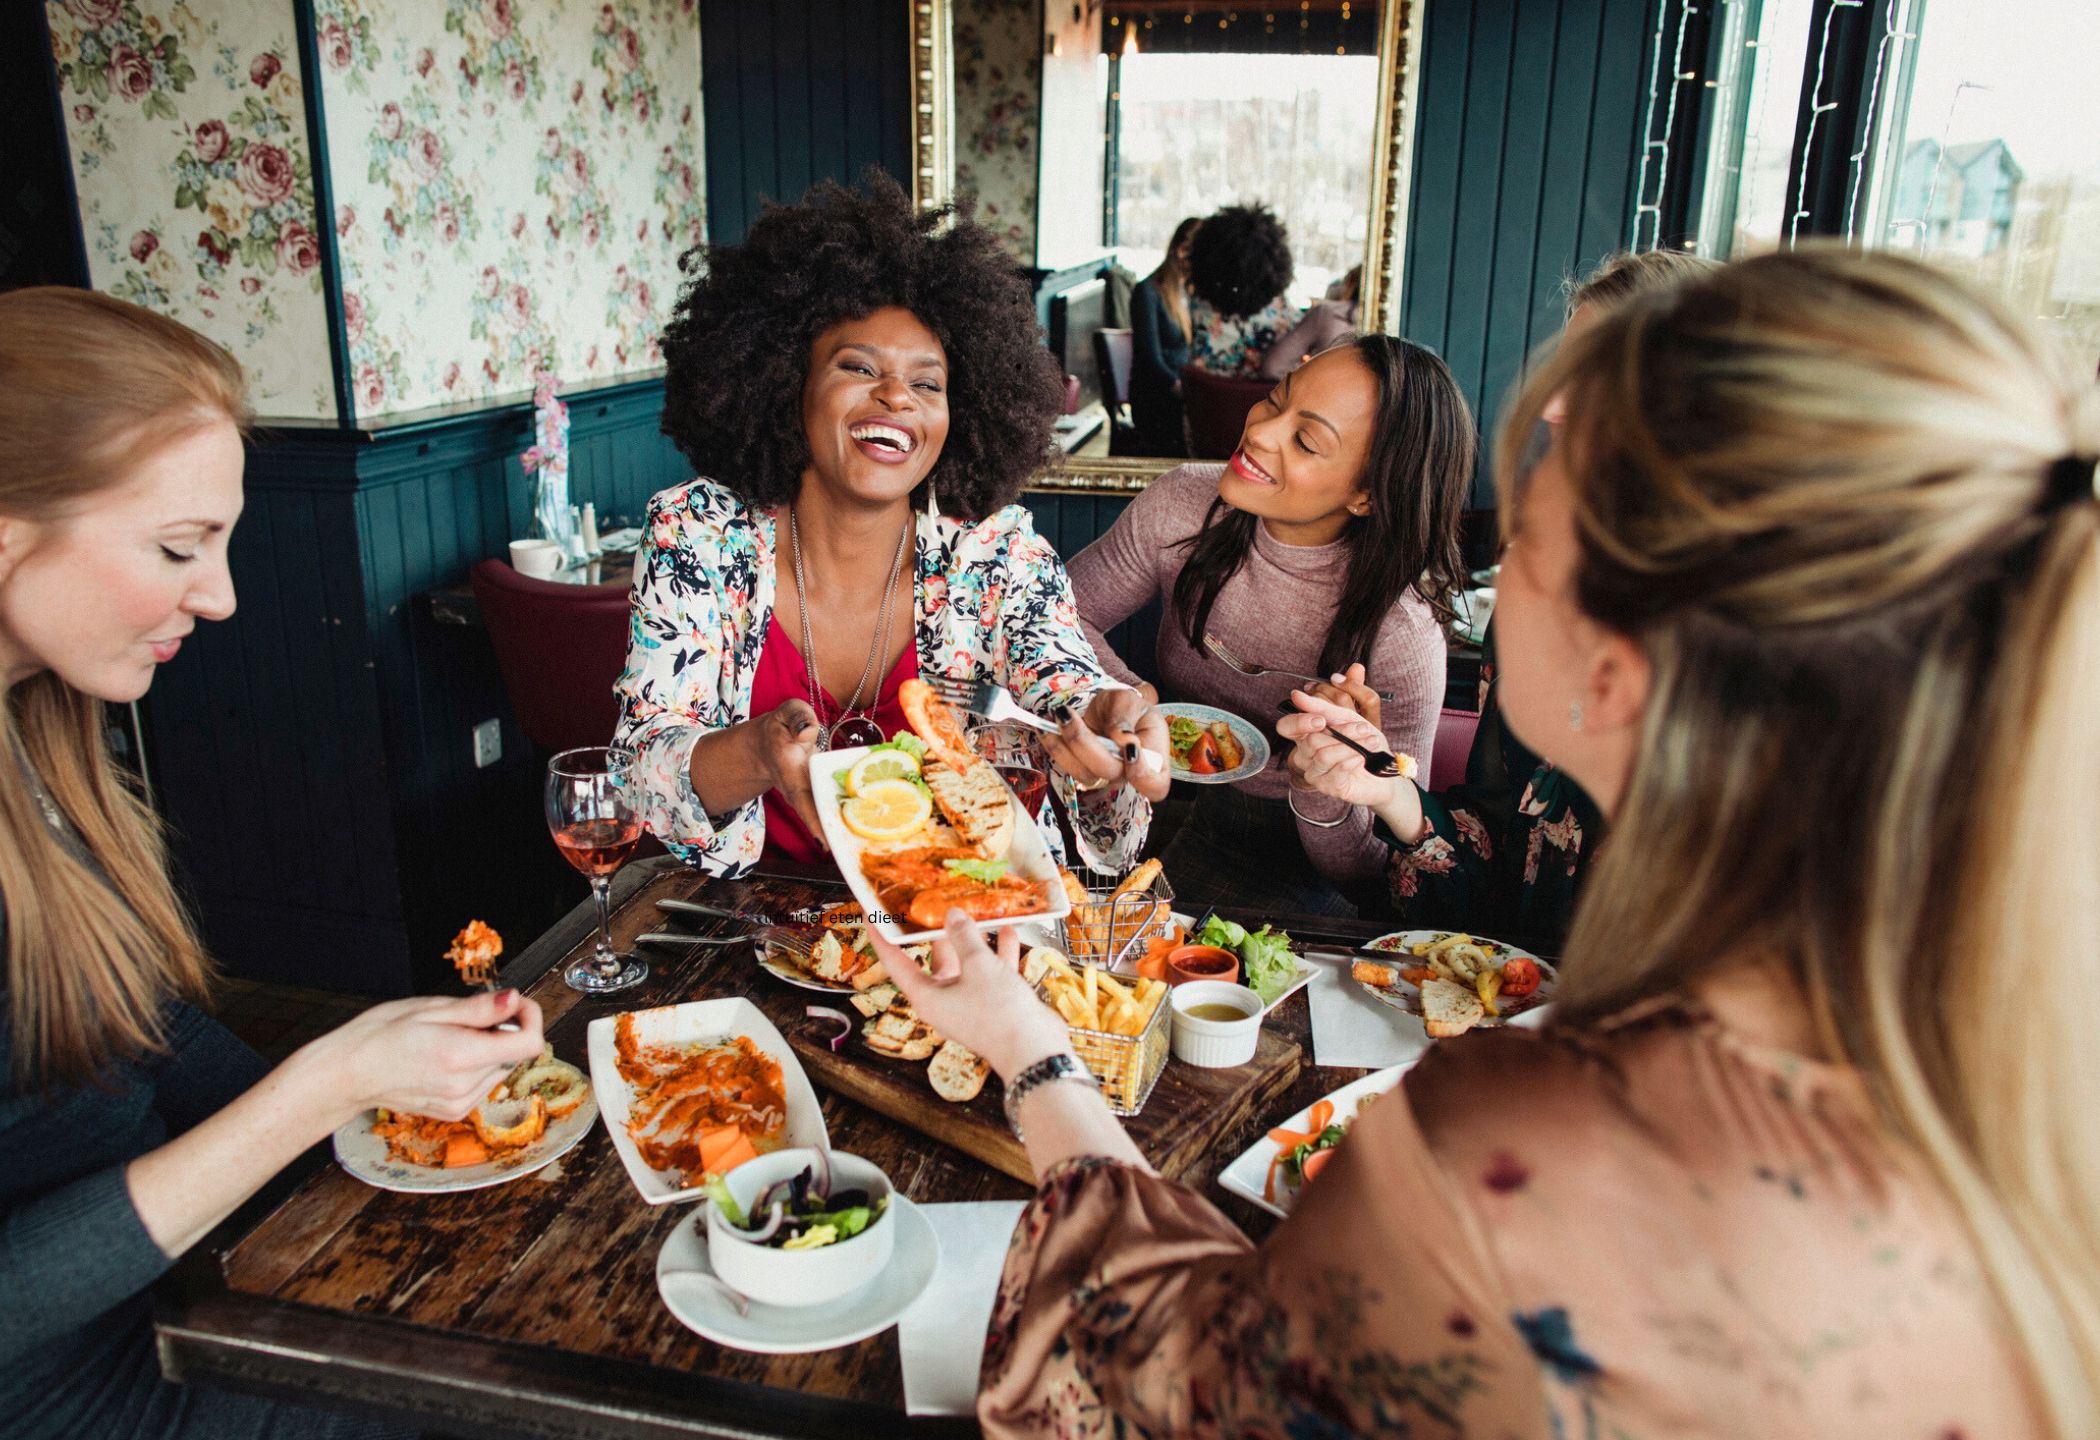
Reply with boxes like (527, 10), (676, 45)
(908, 0), (1424, 491)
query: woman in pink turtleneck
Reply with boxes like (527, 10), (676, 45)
(1071, 336), (1472, 915)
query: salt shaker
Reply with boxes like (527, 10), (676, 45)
(580, 502), (601, 557)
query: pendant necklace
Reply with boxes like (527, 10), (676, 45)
(788, 505), (911, 750)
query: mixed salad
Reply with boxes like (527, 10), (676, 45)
(1196, 914), (1299, 1006)
(703, 1155), (887, 1251)
(1264, 1091), (1382, 1203)
(1166, 715), (1246, 775)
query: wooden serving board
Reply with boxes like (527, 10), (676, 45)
(743, 982), (1301, 1185)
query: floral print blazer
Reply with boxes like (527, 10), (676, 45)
(1375, 622), (1602, 955)
(614, 478), (1150, 874)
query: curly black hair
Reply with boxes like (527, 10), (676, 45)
(1187, 203), (1294, 318)
(659, 172), (1062, 520)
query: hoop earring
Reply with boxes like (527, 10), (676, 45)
(1567, 699), (1584, 732)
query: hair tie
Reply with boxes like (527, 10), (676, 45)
(2042, 453), (2098, 514)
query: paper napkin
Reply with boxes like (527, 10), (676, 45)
(1305, 962), (1433, 1070)
(897, 1200), (1028, 1417)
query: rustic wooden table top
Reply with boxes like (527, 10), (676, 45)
(155, 862), (1389, 1439)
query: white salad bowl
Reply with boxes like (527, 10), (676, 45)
(705, 1148), (896, 1309)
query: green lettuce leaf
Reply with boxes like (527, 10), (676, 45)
(942, 857), (1011, 884)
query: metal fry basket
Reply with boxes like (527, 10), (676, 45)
(1039, 974), (1172, 1116)
(1055, 873), (1178, 972)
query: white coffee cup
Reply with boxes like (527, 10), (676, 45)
(509, 539), (562, 577)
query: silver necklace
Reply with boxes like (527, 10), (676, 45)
(787, 505), (911, 750)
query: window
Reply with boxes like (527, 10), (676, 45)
(1109, 51), (1379, 306)
(1689, 0), (2100, 370)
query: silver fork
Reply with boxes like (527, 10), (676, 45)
(1203, 632), (1396, 702)
(934, 678), (1125, 760)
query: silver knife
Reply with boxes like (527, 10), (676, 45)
(634, 931), (749, 948)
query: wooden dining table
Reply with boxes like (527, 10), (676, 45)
(155, 861), (1394, 1438)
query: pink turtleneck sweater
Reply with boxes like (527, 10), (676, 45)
(1068, 463), (1446, 883)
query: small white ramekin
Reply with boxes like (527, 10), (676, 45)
(1169, 980), (1264, 1068)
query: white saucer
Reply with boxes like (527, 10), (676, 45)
(656, 1193), (941, 1353)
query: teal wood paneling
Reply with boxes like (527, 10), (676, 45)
(700, 0), (911, 244)
(1020, 490), (1162, 690)
(141, 377), (688, 995)
(1402, 0), (1657, 506)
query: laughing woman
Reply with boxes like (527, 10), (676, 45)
(617, 176), (1168, 875)
(0, 289), (544, 1440)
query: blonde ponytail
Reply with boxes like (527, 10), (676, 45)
(1500, 248), (2100, 1435)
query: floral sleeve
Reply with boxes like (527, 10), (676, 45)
(980, 507), (1151, 873)
(612, 484), (767, 874)
(979, 1091), (1550, 1437)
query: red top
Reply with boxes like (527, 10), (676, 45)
(749, 614), (919, 865)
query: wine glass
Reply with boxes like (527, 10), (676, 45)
(546, 746), (649, 994)
(968, 721), (1054, 845)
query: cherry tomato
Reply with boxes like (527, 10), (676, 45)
(1301, 1147), (1337, 1183)
(1187, 732), (1223, 773)
(1500, 955), (1541, 998)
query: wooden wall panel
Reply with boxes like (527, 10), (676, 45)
(143, 380), (688, 995)
(700, 0), (912, 244)
(1402, 0), (1657, 505)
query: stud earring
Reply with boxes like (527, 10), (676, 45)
(1568, 699), (1585, 732)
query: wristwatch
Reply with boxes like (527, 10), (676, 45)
(1003, 1052), (1099, 1141)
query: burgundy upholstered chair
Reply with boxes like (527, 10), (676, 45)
(469, 557), (631, 756)
(1179, 363), (1272, 459)
(1428, 706), (1483, 793)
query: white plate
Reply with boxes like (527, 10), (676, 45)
(1356, 930), (1557, 1025)
(808, 745), (1072, 946)
(334, 1089), (599, 1194)
(587, 998), (831, 1205)
(1160, 703), (1270, 785)
(656, 1192), (940, 1353)
(1217, 1064), (1411, 1219)
(756, 934), (858, 995)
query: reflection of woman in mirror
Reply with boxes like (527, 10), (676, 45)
(1071, 336), (1471, 914)
(1260, 263), (1360, 380)
(617, 176), (1169, 877)
(1186, 203), (1301, 379)
(1128, 216), (1201, 455)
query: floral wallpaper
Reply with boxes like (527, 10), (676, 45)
(317, 0), (705, 420)
(953, 0), (1039, 265)
(46, 0), (340, 420)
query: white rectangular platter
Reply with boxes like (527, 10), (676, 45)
(586, 997), (830, 1206)
(1217, 1063), (1412, 1219)
(807, 744), (1071, 946)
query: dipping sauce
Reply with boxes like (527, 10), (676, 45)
(1181, 1001), (1254, 1022)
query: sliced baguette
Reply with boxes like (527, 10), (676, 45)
(1419, 977), (1486, 1038)
(927, 1040), (989, 1103)
(922, 757), (1017, 859)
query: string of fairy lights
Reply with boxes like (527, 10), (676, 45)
(1105, 2), (1368, 58)
(1633, 0), (1921, 253)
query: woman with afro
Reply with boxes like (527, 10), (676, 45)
(616, 175), (1168, 875)
(1186, 202), (1302, 379)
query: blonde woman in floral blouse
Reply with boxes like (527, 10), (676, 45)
(870, 250), (2098, 1438)
(617, 177), (1167, 874)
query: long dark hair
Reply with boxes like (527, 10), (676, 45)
(1171, 335), (1472, 677)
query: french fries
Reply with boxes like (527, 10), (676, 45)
(1030, 945), (1170, 1112)
(1057, 865), (1174, 968)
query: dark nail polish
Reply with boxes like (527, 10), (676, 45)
(1123, 742), (1140, 763)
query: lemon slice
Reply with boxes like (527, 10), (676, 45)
(845, 748), (921, 796)
(841, 778), (933, 843)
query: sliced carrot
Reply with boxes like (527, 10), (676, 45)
(713, 1133), (760, 1174)
(697, 1124), (744, 1173)
(443, 1132), (490, 1168)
